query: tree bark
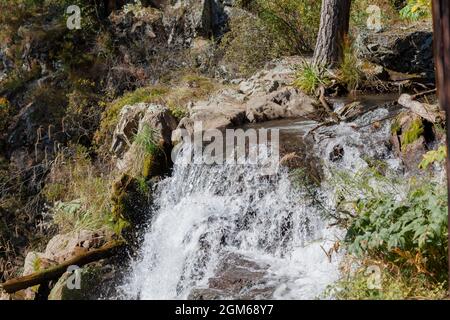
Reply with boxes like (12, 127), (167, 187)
(0, 240), (125, 294)
(431, 0), (450, 295)
(313, 0), (352, 67)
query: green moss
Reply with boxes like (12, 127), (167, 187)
(401, 118), (424, 150)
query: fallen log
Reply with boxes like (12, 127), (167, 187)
(0, 240), (125, 294)
(398, 93), (443, 123)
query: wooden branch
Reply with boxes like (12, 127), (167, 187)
(0, 240), (125, 294)
(398, 93), (442, 123)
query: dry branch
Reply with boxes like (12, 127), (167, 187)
(0, 240), (125, 294)
(398, 93), (442, 123)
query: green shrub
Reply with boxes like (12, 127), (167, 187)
(400, 0), (431, 20)
(244, 0), (321, 53)
(328, 167), (448, 298)
(222, 0), (320, 76)
(341, 174), (448, 282)
(350, 0), (400, 28)
(293, 61), (330, 95)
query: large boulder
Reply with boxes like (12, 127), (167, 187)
(172, 88), (247, 144)
(48, 264), (118, 300)
(246, 87), (316, 122)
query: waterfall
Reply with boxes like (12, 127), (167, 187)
(118, 142), (342, 300)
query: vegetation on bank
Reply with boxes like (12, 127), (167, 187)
(324, 142), (448, 299)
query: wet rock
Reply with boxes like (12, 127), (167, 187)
(172, 56), (318, 144)
(329, 145), (345, 162)
(188, 253), (275, 300)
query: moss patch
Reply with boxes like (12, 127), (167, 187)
(401, 117), (424, 150)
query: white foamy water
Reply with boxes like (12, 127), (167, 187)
(119, 143), (342, 300)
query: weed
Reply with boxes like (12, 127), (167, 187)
(293, 61), (330, 95)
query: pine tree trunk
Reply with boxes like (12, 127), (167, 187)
(313, 0), (351, 68)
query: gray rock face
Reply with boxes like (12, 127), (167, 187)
(48, 264), (118, 300)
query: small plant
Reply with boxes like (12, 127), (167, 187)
(337, 40), (363, 92)
(44, 145), (113, 233)
(419, 145), (447, 169)
(293, 61), (330, 95)
(134, 124), (160, 157)
(400, 0), (431, 20)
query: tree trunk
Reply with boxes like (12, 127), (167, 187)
(0, 240), (125, 294)
(431, 0), (450, 294)
(313, 0), (352, 68)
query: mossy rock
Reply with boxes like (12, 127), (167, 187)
(111, 174), (154, 246)
(401, 117), (424, 151)
(48, 265), (116, 300)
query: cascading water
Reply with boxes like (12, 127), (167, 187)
(118, 142), (342, 300)
(118, 96), (401, 300)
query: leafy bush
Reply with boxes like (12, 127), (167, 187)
(400, 0), (431, 20)
(220, 12), (281, 76)
(222, 0), (320, 76)
(350, 0), (400, 28)
(340, 174), (448, 282)
(293, 61), (330, 95)
(328, 167), (448, 298)
(243, 0), (321, 53)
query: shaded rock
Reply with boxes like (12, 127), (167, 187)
(48, 264), (118, 300)
(357, 23), (434, 80)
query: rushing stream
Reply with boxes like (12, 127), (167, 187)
(118, 94), (401, 300)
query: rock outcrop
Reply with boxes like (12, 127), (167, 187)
(357, 22), (434, 80)
(172, 56), (318, 144)
(111, 103), (178, 173)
